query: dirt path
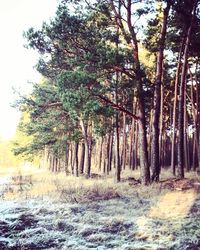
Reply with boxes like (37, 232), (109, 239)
(150, 189), (197, 219)
(135, 189), (200, 248)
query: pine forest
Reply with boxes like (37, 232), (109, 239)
(1, 0), (200, 249)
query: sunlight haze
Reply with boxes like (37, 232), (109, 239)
(0, 0), (58, 139)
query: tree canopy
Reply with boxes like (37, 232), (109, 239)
(14, 0), (200, 184)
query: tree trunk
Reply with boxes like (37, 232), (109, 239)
(65, 144), (69, 174)
(69, 143), (74, 175)
(109, 131), (114, 171)
(115, 72), (121, 182)
(79, 142), (85, 174)
(74, 142), (79, 177)
(106, 133), (111, 175)
(80, 118), (92, 177)
(159, 82), (164, 168)
(85, 138), (92, 177)
(128, 5), (150, 185)
(98, 136), (104, 172)
(151, 1), (171, 182)
(134, 122), (139, 170)
(177, 2), (197, 179)
(122, 113), (127, 170)
(110, 0), (150, 184)
(171, 41), (184, 175)
(183, 91), (190, 172)
(190, 66), (200, 170)
(49, 154), (53, 171)
(138, 113), (150, 184)
(129, 122), (134, 169)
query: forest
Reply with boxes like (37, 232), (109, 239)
(13, 0), (200, 184)
(0, 0), (200, 249)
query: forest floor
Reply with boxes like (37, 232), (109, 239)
(0, 166), (200, 250)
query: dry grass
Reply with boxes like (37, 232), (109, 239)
(2, 166), (200, 202)
(2, 169), (57, 200)
(1, 166), (200, 249)
(1, 167), (129, 202)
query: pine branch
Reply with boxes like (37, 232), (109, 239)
(94, 93), (140, 120)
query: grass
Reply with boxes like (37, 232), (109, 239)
(1, 166), (200, 249)
(2, 166), (200, 202)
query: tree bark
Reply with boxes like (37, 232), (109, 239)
(159, 82), (164, 168)
(171, 41), (184, 175)
(127, 1), (150, 185)
(106, 133), (111, 174)
(129, 122), (134, 169)
(151, 1), (171, 182)
(177, 1), (197, 179)
(189, 66), (200, 170)
(74, 142), (79, 177)
(183, 89), (190, 172)
(109, 0), (150, 184)
(115, 72), (121, 182)
(79, 118), (92, 177)
(121, 113), (127, 170)
(79, 142), (85, 174)
(65, 144), (69, 174)
(109, 131), (114, 171)
(98, 136), (104, 172)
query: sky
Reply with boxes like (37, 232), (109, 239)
(0, 0), (58, 139)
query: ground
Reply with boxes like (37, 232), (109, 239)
(0, 166), (200, 250)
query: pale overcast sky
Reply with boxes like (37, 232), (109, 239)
(0, 0), (58, 139)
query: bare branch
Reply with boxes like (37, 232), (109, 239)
(94, 93), (140, 120)
(112, 66), (135, 78)
(109, 0), (130, 43)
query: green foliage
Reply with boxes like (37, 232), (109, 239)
(14, 0), (200, 172)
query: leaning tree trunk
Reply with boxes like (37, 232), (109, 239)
(151, 1), (171, 182)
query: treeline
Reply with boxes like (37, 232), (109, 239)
(14, 0), (200, 185)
